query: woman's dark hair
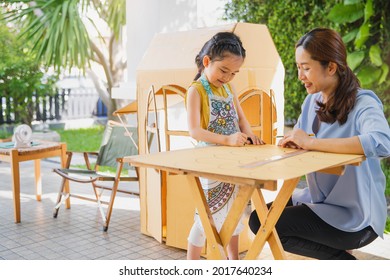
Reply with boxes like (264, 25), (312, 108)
(296, 28), (360, 125)
(194, 32), (246, 80)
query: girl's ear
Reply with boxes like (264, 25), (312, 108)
(202, 55), (211, 67)
(328, 61), (338, 76)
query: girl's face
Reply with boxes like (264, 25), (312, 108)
(295, 46), (338, 101)
(203, 53), (244, 87)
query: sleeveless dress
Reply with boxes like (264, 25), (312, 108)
(187, 74), (245, 247)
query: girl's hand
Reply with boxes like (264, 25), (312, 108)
(278, 129), (312, 149)
(246, 134), (265, 145)
(227, 132), (248, 147)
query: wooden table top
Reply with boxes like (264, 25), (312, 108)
(0, 140), (63, 156)
(124, 145), (364, 186)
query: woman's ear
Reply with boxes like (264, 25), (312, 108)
(328, 61), (338, 76)
(202, 55), (211, 67)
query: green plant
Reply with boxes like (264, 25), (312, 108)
(0, 12), (57, 125)
(327, 0), (390, 122)
(383, 160), (390, 196)
(0, 128), (12, 139)
(382, 160), (390, 233)
(329, 1), (390, 233)
(224, 0), (390, 124)
(224, 0), (338, 124)
(2, 0), (127, 119)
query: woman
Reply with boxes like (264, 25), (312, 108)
(248, 28), (390, 260)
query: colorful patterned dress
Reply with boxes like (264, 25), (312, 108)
(187, 74), (245, 247)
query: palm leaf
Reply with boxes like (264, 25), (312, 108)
(3, 0), (92, 72)
(107, 0), (125, 39)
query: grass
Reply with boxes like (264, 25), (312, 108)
(55, 125), (104, 170)
(54, 125), (126, 175)
(54, 125), (105, 152)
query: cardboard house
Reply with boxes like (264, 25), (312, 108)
(135, 22), (284, 254)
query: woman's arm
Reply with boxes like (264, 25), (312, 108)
(279, 129), (364, 154)
(280, 93), (390, 156)
(186, 86), (248, 146)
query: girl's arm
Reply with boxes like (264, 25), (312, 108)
(187, 86), (248, 146)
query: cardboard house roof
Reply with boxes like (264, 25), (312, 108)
(113, 85), (187, 115)
(136, 22), (283, 93)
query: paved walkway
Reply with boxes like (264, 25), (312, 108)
(0, 156), (389, 260)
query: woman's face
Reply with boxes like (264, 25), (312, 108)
(295, 46), (338, 100)
(203, 53), (244, 87)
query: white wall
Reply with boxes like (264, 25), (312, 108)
(113, 0), (230, 100)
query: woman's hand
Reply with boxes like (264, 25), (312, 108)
(227, 132), (249, 146)
(278, 129), (313, 149)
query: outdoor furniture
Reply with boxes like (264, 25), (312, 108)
(53, 120), (140, 231)
(239, 87), (277, 144)
(0, 140), (67, 223)
(161, 85), (192, 151)
(125, 145), (365, 259)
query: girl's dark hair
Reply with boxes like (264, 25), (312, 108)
(296, 28), (360, 125)
(194, 32), (246, 80)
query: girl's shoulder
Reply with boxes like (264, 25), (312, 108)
(190, 80), (203, 90)
(188, 80), (208, 101)
(190, 80), (207, 94)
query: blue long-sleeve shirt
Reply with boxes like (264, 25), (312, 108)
(292, 89), (390, 238)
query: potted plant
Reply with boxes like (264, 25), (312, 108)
(0, 129), (12, 142)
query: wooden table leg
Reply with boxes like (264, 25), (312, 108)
(34, 159), (42, 201)
(10, 149), (21, 223)
(186, 175), (226, 260)
(247, 187), (285, 259)
(245, 177), (300, 260)
(219, 185), (254, 251)
(60, 143), (71, 209)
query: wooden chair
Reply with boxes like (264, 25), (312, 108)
(160, 85), (192, 151)
(238, 87), (277, 144)
(145, 85), (161, 154)
(53, 120), (141, 231)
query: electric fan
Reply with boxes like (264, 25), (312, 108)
(12, 124), (33, 148)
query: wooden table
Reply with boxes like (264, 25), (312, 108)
(0, 141), (68, 223)
(124, 144), (364, 260)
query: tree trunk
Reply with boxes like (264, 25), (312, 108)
(89, 32), (127, 121)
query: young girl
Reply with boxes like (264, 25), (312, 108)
(186, 31), (264, 260)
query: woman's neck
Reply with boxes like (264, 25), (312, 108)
(321, 77), (339, 103)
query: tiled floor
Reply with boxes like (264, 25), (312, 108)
(0, 156), (389, 260)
